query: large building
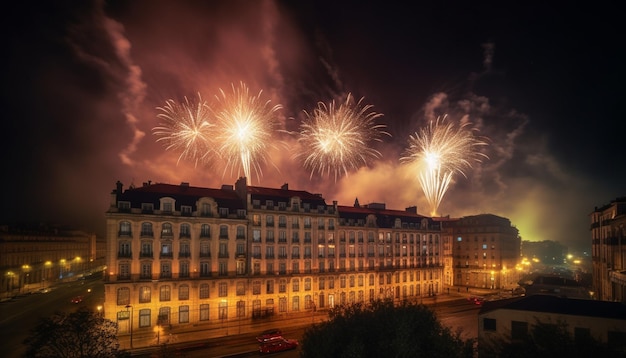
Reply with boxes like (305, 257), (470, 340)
(442, 214), (521, 289)
(591, 197), (626, 302)
(0, 224), (101, 299)
(103, 178), (444, 336)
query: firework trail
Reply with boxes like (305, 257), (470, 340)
(153, 93), (216, 167)
(213, 82), (283, 185)
(295, 93), (390, 182)
(401, 116), (488, 216)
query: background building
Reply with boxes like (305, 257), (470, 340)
(0, 224), (103, 299)
(443, 214), (521, 290)
(478, 295), (626, 351)
(591, 197), (626, 302)
(103, 178), (444, 337)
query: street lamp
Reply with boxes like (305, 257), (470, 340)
(125, 305), (133, 349)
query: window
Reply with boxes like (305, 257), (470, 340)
(218, 301), (228, 319)
(292, 278), (300, 292)
(158, 307), (170, 325)
(119, 221), (132, 236)
(179, 284), (189, 300)
(483, 318), (496, 331)
(220, 225), (229, 239)
(179, 305), (189, 323)
(511, 321), (528, 340)
(236, 226), (246, 239)
(237, 282), (246, 295)
(161, 223), (173, 237)
(141, 222), (153, 236)
(160, 286), (171, 301)
(117, 287), (130, 306)
(237, 300), (246, 317)
(139, 286), (151, 303)
(266, 280), (274, 294)
(253, 281), (261, 295)
(200, 224), (211, 238)
(180, 224), (191, 238)
(219, 282), (228, 297)
(139, 309), (151, 328)
(141, 262), (152, 279)
(199, 283), (209, 299)
(199, 304), (209, 321)
(292, 296), (299, 311)
(305, 278), (311, 291)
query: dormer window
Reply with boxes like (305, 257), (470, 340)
(219, 208), (229, 217)
(266, 200), (274, 209)
(160, 197), (175, 214)
(142, 203), (154, 213)
(181, 206), (192, 216)
(118, 201), (131, 212)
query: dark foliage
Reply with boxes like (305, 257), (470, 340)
(300, 299), (475, 358)
(23, 307), (127, 358)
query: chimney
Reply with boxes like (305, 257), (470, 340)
(281, 183), (288, 190)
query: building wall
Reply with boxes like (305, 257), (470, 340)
(591, 197), (626, 302)
(444, 215), (521, 289)
(103, 181), (444, 335)
(1, 225), (101, 298)
(479, 307), (626, 344)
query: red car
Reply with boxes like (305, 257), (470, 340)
(70, 295), (83, 304)
(259, 338), (298, 354)
(256, 328), (283, 343)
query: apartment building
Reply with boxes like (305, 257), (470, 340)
(442, 214), (521, 289)
(591, 197), (626, 302)
(0, 224), (100, 298)
(103, 178), (443, 336)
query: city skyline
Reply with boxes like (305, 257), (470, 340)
(3, 1), (624, 252)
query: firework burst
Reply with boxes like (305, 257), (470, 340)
(401, 115), (488, 216)
(212, 82), (283, 185)
(153, 93), (216, 167)
(296, 93), (390, 182)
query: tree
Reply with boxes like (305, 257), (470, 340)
(300, 299), (475, 358)
(23, 306), (127, 358)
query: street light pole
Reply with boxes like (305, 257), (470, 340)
(125, 305), (133, 349)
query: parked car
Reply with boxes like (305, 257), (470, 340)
(259, 338), (298, 354)
(70, 295), (83, 304)
(467, 296), (484, 305)
(256, 328), (283, 343)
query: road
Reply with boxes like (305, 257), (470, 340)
(0, 276), (484, 358)
(0, 273), (104, 358)
(130, 296), (481, 357)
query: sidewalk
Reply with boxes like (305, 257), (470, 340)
(119, 287), (495, 353)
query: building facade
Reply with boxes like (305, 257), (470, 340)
(443, 214), (521, 289)
(103, 178), (444, 336)
(478, 294), (626, 351)
(0, 224), (101, 299)
(591, 197), (626, 302)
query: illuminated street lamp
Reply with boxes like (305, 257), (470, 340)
(21, 265), (31, 293)
(97, 305), (103, 316)
(5, 271), (15, 298)
(43, 261), (52, 289)
(125, 305), (133, 349)
(154, 324), (162, 345)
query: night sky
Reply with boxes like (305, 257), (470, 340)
(2, 0), (623, 252)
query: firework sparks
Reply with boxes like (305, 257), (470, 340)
(153, 93), (216, 167)
(295, 93), (390, 182)
(401, 116), (488, 216)
(212, 82), (283, 185)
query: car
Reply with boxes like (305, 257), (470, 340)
(259, 338), (298, 354)
(71, 295), (83, 304)
(467, 296), (484, 305)
(256, 328), (283, 343)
